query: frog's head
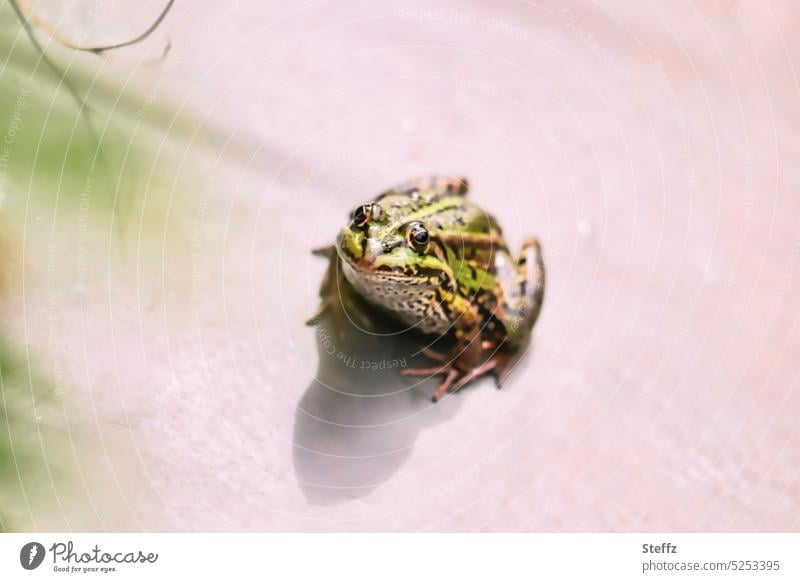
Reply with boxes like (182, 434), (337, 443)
(336, 201), (443, 284)
(331, 178), (478, 329)
(335, 198), (458, 324)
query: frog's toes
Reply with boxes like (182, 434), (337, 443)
(401, 366), (459, 402)
(311, 245), (336, 258)
(400, 366), (450, 377)
(490, 353), (519, 388)
(306, 298), (336, 327)
(492, 371), (505, 389)
(305, 306), (326, 327)
(306, 300), (349, 341)
(447, 359), (499, 396)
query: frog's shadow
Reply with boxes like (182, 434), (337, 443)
(292, 317), (462, 505)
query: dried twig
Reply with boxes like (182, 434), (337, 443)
(13, 0), (175, 55)
(7, 0), (175, 172)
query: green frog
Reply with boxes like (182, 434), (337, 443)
(307, 176), (545, 402)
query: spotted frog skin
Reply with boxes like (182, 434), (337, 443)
(308, 176), (545, 401)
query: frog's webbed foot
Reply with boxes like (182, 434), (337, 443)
(401, 360), (497, 402)
(402, 349), (523, 402)
(401, 351), (498, 402)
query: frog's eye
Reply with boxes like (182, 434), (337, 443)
(406, 222), (430, 253)
(351, 204), (373, 228)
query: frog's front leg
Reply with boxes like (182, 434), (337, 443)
(306, 246), (373, 339)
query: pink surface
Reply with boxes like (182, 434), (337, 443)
(14, 0), (800, 531)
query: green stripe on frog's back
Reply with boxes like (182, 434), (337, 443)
(384, 196), (466, 231)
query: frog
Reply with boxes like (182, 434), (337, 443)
(307, 176), (545, 402)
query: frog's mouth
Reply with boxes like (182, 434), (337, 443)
(335, 230), (429, 282)
(337, 247), (418, 280)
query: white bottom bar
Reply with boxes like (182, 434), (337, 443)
(1, 533), (797, 581)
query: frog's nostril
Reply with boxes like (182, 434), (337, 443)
(381, 240), (401, 253)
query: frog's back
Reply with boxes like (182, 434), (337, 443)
(373, 176), (501, 236)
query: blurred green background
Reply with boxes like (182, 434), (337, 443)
(0, 2), (195, 530)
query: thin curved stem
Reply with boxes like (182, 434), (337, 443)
(13, 0), (175, 55)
